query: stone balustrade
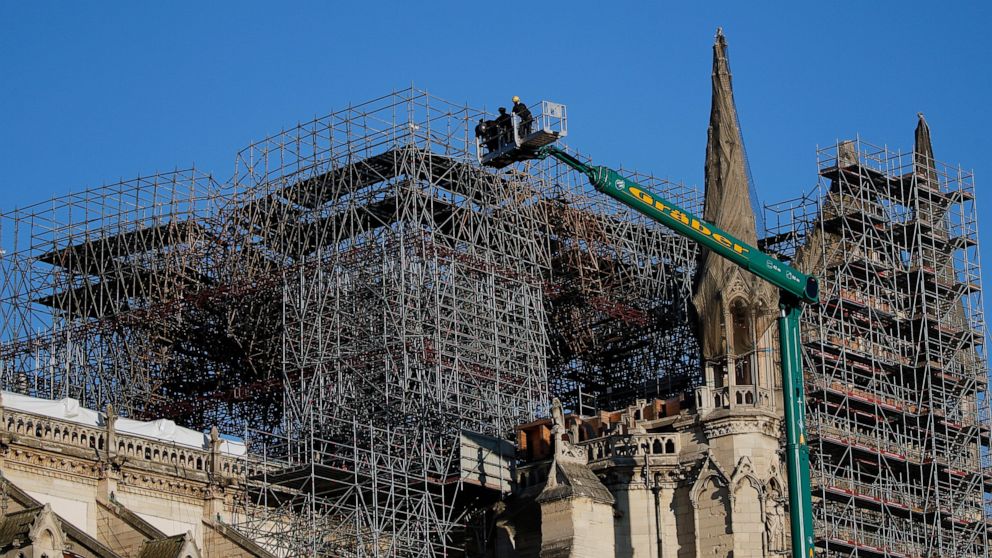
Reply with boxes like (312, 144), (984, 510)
(0, 399), (245, 480)
(579, 433), (679, 463)
(695, 385), (773, 412)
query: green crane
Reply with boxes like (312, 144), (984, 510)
(536, 145), (818, 558)
(479, 106), (817, 556)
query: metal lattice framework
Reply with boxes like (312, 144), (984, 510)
(764, 138), (991, 557)
(226, 90), (702, 556)
(0, 89), (702, 556)
(0, 171), (283, 430)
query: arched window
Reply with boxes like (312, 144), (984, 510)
(731, 300), (754, 385)
(665, 439), (675, 454)
(652, 439), (663, 454)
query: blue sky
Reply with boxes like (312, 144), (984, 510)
(2, 2), (990, 254)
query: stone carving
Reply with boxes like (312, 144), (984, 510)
(702, 416), (779, 438)
(766, 497), (787, 552)
(549, 397), (586, 462)
(550, 398), (564, 434)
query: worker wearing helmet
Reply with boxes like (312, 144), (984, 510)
(512, 96), (533, 137)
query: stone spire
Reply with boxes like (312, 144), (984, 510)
(700, 27), (757, 244)
(915, 114), (966, 327)
(914, 113), (936, 186)
(693, 28), (777, 362)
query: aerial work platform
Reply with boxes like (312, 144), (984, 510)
(477, 100), (567, 168)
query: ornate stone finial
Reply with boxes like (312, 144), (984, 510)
(104, 403), (118, 457)
(209, 426), (223, 480)
(550, 398), (564, 432)
(550, 397), (565, 457)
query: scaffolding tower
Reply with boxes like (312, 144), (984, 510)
(226, 90), (702, 557)
(0, 171), (284, 430)
(764, 138), (991, 557)
(0, 89), (703, 556)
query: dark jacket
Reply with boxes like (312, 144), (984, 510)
(512, 102), (532, 122)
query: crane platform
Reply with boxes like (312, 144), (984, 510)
(478, 100), (567, 169)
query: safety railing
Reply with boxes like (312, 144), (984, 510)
(476, 100), (567, 165)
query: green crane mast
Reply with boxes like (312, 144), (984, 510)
(535, 145), (818, 558)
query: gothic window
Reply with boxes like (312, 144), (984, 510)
(731, 300), (754, 386)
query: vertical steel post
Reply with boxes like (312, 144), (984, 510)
(779, 297), (815, 558)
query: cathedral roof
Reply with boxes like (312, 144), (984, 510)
(137, 534), (188, 558)
(0, 506), (43, 551)
(536, 460), (614, 505)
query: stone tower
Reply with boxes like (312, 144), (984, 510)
(688, 28), (788, 557)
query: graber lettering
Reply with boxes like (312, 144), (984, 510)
(628, 186), (750, 256)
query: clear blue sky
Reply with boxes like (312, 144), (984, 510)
(2, 2), (990, 257)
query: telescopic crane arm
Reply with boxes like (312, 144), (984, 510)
(535, 144), (819, 558)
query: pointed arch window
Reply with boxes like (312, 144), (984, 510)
(730, 299), (755, 386)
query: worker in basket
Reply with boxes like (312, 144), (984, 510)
(475, 118), (499, 152)
(512, 96), (533, 136)
(494, 107), (512, 149)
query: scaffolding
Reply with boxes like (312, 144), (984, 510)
(0, 171), (284, 431)
(0, 89), (703, 557)
(225, 90), (701, 556)
(764, 138), (991, 557)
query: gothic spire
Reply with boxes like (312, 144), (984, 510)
(700, 27), (758, 245)
(693, 28), (775, 362)
(914, 113), (937, 186)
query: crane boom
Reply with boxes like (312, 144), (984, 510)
(536, 145), (818, 558)
(538, 146), (818, 303)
